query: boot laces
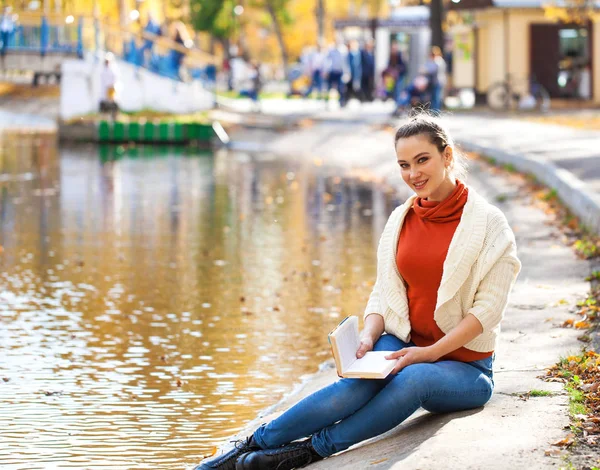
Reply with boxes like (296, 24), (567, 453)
(273, 442), (314, 470)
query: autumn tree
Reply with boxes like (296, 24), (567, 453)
(544, 0), (600, 23)
(250, 0), (293, 76)
(189, 0), (238, 58)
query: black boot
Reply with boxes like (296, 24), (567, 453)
(236, 438), (324, 470)
(194, 436), (261, 470)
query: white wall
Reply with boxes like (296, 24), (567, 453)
(375, 27), (390, 90)
(594, 18), (600, 103)
(60, 56), (215, 120)
(451, 25), (476, 89)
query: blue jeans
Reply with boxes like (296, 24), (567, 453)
(326, 71), (344, 104)
(304, 70), (323, 98)
(253, 334), (494, 457)
(1, 31), (11, 55)
(431, 83), (443, 112)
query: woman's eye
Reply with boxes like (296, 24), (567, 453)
(399, 163), (409, 169)
(418, 157), (428, 164)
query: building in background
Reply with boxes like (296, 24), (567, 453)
(447, 0), (599, 104)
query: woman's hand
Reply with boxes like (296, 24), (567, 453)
(356, 314), (385, 359)
(356, 333), (374, 359)
(385, 346), (440, 374)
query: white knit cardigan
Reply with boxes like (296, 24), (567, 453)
(364, 186), (521, 353)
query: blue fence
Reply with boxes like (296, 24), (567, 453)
(0, 18), (82, 56)
(0, 15), (216, 86)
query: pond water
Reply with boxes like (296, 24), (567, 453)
(0, 133), (401, 469)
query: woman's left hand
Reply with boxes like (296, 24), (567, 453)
(385, 346), (440, 375)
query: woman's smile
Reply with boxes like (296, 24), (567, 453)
(413, 179), (428, 190)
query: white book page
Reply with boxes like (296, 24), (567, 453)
(331, 316), (361, 373)
(345, 351), (396, 376)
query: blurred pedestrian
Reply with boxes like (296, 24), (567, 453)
(99, 57), (118, 118)
(303, 45), (326, 99)
(142, 13), (161, 65)
(0, 7), (16, 56)
(427, 46), (447, 112)
(360, 39), (376, 102)
(169, 23), (188, 80)
(343, 39), (362, 104)
(388, 42), (407, 102)
(324, 41), (347, 106)
(239, 60), (262, 112)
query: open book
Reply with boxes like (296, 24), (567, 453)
(328, 316), (396, 379)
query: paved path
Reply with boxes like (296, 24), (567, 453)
(446, 114), (600, 235)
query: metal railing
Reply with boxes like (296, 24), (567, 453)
(1, 12), (217, 84)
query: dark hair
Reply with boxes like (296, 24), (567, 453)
(394, 111), (468, 181)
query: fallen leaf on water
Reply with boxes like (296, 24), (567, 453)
(200, 446), (218, 460)
(176, 379), (183, 387)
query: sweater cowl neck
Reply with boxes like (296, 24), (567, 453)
(413, 180), (468, 223)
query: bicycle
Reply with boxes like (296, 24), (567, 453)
(486, 74), (550, 112)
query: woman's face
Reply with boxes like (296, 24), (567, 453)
(395, 134), (455, 202)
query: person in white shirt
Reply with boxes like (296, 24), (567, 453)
(99, 58), (117, 116)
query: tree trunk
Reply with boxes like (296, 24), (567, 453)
(265, 0), (289, 78)
(118, 0), (128, 27)
(316, 0), (325, 46)
(430, 0), (444, 53)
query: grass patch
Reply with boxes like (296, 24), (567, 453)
(64, 109), (211, 125)
(574, 238), (600, 259)
(217, 90), (288, 100)
(545, 351), (598, 436)
(529, 389), (554, 397)
(585, 270), (600, 282)
(541, 188), (559, 202)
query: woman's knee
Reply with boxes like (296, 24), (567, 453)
(420, 375), (494, 414)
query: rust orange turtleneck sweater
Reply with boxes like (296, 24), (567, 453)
(396, 181), (493, 362)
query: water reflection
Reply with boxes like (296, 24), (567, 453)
(0, 134), (402, 469)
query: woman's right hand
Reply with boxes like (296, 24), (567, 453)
(356, 333), (374, 359)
